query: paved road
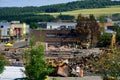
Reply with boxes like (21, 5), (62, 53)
(0, 40), (28, 50)
(14, 40), (28, 48)
(49, 76), (102, 80)
(0, 43), (5, 50)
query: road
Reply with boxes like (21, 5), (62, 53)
(14, 40), (28, 48)
(49, 76), (102, 80)
(0, 40), (28, 50)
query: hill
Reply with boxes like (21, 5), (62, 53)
(0, 0), (120, 14)
(0, 0), (120, 23)
(40, 0), (120, 12)
(39, 7), (120, 18)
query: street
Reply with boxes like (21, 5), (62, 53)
(0, 40), (28, 51)
(13, 40), (28, 48)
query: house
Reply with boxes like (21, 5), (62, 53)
(0, 21), (30, 42)
(113, 21), (120, 27)
(32, 20), (102, 49)
(38, 21), (77, 30)
(0, 22), (11, 42)
(31, 29), (76, 48)
(98, 18), (115, 34)
(105, 25), (115, 33)
(35, 21), (77, 48)
(10, 21), (30, 40)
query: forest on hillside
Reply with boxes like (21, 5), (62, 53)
(0, 0), (120, 24)
(0, 0), (120, 13)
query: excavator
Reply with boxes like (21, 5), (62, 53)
(80, 31), (116, 49)
(104, 31), (116, 52)
(81, 42), (90, 49)
(110, 32), (116, 50)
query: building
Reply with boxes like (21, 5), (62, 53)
(98, 18), (115, 34)
(33, 21), (77, 48)
(10, 21), (30, 40)
(113, 21), (120, 27)
(33, 20), (103, 49)
(38, 22), (77, 30)
(0, 22), (11, 42)
(0, 21), (30, 42)
(31, 29), (76, 47)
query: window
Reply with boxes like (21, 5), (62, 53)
(50, 26), (52, 29)
(57, 33), (66, 38)
(107, 26), (114, 31)
(39, 23), (47, 28)
(46, 34), (56, 37)
(68, 26), (74, 30)
(60, 25), (66, 30)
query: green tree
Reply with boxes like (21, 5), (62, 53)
(113, 23), (120, 45)
(57, 14), (75, 20)
(92, 49), (120, 79)
(0, 54), (7, 74)
(97, 23), (120, 48)
(24, 39), (53, 80)
(97, 33), (112, 47)
(30, 22), (39, 29)
(97, 15), (106, 35)
(112, 13), (120, 21)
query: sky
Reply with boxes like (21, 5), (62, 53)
(0, 0), (77, 7)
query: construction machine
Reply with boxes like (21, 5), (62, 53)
(103, 32), (116, 52)
(110, 32), (116, 49)
(81, 42), (90, 49)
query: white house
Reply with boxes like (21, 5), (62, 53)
(38, 22), (77, 30)
(0, 22), (11, 39)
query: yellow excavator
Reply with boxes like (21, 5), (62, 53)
(81, 42), (90, 49)
(110, 32), (116, 49)
(102, 31), (116, 52)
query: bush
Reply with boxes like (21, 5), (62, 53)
(103, 76), (116, 80)
(0, 54), (7, 74)
(24, 44), (54, 80)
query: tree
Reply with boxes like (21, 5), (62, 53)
(75, 14), (91, 42)
(97, 15), (106, 35)
(24, 38), (53, 80)
(30, 22), (39, 29)
(0, 54), (7, 74)
(113, 23), (120, 45)
(89, 14), (100, 47)
(112, 13), (120, 21)
(57, 15), (75, 20)
(91, 49), (120, 79)
(75, 14), (100, 47)
(97, 33), (112, 47)
(97, 23), (120, 48)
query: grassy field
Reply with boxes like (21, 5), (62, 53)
(38, 7), (120, 18)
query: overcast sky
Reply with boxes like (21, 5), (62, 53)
(0, 0), (77, 7)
